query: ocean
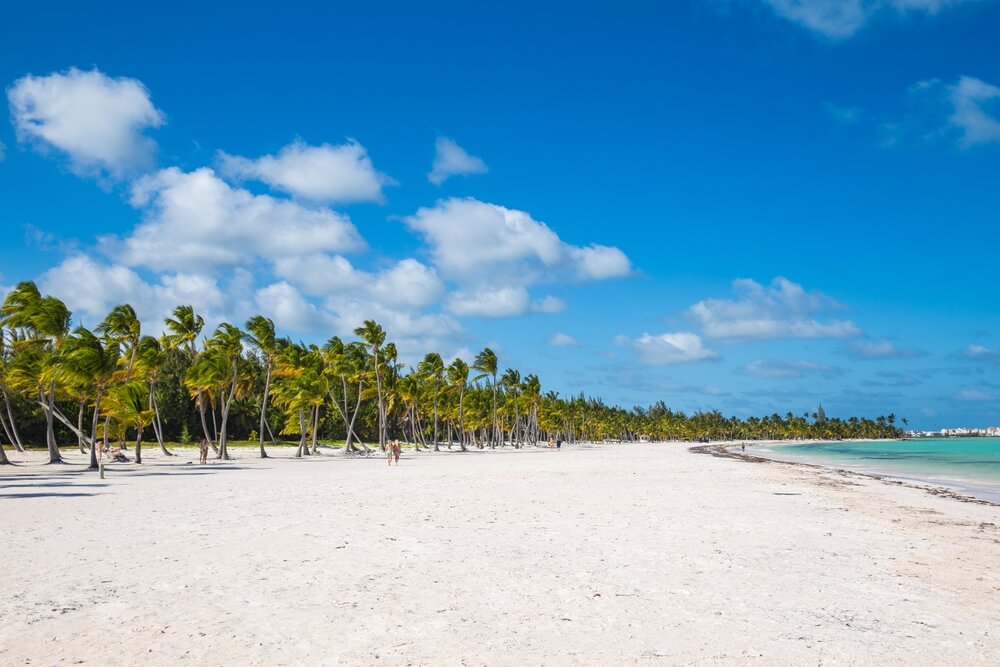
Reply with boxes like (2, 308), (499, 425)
(759, 437), (1000, 504)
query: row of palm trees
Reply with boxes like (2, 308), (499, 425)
(0, 281), (903, 466)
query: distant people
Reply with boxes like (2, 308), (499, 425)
(199, 438), (209, 465)
(741, 442), (746, 453)
(97, 439), (106, 462)
(556, 438), (562, 450)
(548, 437), (555, 449)
(387, 440), (395, 466)
(392, 439), (402, 465)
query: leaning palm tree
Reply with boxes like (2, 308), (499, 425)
(353, 320), (387, 449)
(103, 381), (154, 464)
(0, 282), (72, 463)
(447, 357), (469, 452)
(0, 324), (26, 453)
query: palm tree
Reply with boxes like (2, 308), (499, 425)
(164, 305), (211, 445)
(103, 381), (154, 463)
(244, 315), (278, 458)
(447, 357), (469, 452)
(0, 282), (72, 463)
(500, 368), (521, 447)
(135, 335), (174, 457)
(418, 352), (445, 452)
(60, 327), (120, 468)
(97, 304), (141, 380)
(354, 320), (387, 449)
(205, 323), (243, 460)
(472, 347), (499, 448)
(0, 324), (26, 453)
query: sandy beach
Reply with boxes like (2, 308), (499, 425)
(2, 442), (999, 665)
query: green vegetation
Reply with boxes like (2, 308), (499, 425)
(0, 282), (903, 464)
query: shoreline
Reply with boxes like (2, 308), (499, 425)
(694, 440), (1000, 507)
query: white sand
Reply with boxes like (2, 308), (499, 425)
(1, 443), (998, 665)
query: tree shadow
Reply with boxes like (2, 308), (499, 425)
(1, 491), (99, 499)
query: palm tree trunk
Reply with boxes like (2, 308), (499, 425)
(217, 364), (238, 460)
(458, 388), (466, 452)
(0, 436), (8, 464)
(3, 388), (25, 452)
(0, 408), (14, 453)
(88, 389), (102, 469)
(134, 428), (142, 464)
(77, 401), (87, 453)
(45, 381), (62, 464)
(197, 388), (215, 452)
(258, 363), (272, 458)
(432, 384), (440, 452)
(150, 379), (173, 456)
(295, 408), (307, 457)
(310, 404), (320, 454)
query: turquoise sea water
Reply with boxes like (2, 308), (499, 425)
(761, 438), (1000, 503)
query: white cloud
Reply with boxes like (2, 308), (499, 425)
(687, 277), (861, 340)
(7, 67), (164, 177)
(741, 359), (842, 378)
(403, 197), (631, 284)
(568, 245), (633, 280)
(428, 137), (488, 185)
(446, 286), (531, 318)
(532, 296), (567, 314)
(217, 140), (393, 203)
(761, 0), (980, 39)
(548, 333), (580, 347)
(948, 76), (1000, 148)
(110, 166), (364, 273)
(38, 254), (228, 327)
(255, 281), (335, 334)
(273, 254), (443, 309)
(845, 338), (922, 359)
(955, 388), (997, 402)
(628, 332), (718, 365)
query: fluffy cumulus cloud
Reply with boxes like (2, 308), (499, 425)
(7, 67), (164, 176)
(626, 332), (718, 365)
(760, 0), (981, 39)
(404, 198), (632, 285)
(273, 254), (444, 309)
(548, 333), (580, 347)
(687, 277), (861, 340)
(255, 281), (335, 333)
(38, 254), (229, 325)
(428, 137), (489, 185)
(740, 359), (842, 378)
(446, 286), (531, 318)
(217, 140), (393, 203)
(108, 166), (364, 273)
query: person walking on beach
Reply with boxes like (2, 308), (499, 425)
(387, 439), (401, 466)
(199, 438), (209, 465)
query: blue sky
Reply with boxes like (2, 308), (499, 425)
(1, 0), (998, 429)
